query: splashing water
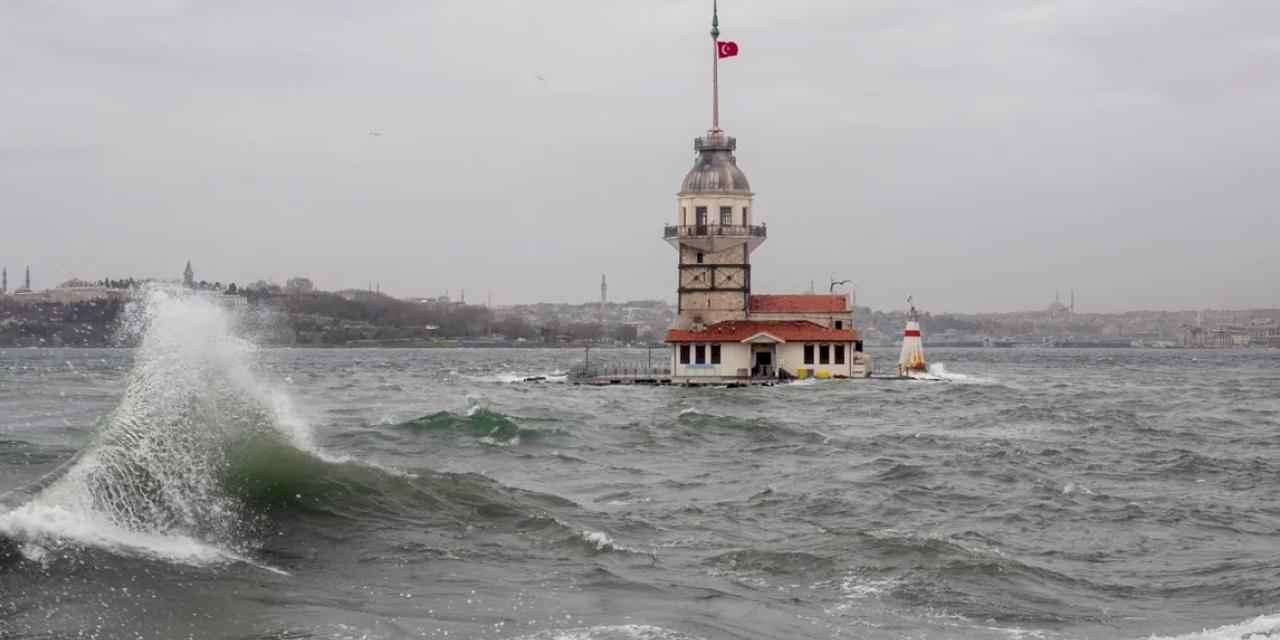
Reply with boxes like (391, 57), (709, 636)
(925, 362), (996, 384)
(0, 285), (316, 565)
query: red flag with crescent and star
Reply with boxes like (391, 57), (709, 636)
(717, 41), (739, 59)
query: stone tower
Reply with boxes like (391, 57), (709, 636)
(1, 267), (6, 294)
(662, 3), (765, 329)
(183, 260), (195, 287)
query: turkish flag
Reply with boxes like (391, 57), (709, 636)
(717, 41), (739, 59)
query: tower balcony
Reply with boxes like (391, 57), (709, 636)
(664, 223), (767, 252)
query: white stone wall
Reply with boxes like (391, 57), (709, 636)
(777, 342), (857, 378)
(671, 342), (753, 378)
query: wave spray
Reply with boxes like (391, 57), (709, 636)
(0, 285), (314, 565)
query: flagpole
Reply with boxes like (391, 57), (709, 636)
(711, 0), (720, 132)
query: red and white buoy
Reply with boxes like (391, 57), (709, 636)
(898, 297), (928, 377)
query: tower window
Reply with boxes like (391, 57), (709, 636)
(695, 207), (708, 229)
(720, 206), (732, 225)
(710, 344), (721, 364)
(803, 344), (814, 365)
(834, 345), (846, 364)
(695, 345), (706, 365)
(819, 345), (830, 365)
(835, 320), (843, 329)
(680, 345), (691, 364)
(743, 207), (749, 224)
(682, 207), (687, 223)
(696, 252), (704, 264)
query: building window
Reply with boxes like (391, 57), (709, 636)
(834, 344), (845, 364)
(819, 344), (830, 364)
(710, 344), (721, 364)
(696, 252), (704, 264)
(682, 207), (687, 223)
(695, 345), (706, 365)
(803, 344), (814, 365)
(720, 206), (732, 225)
(680, 345), (690, 364)
(695, 207), (708, 228)
(743, 206), (749, 224)
(835, 320), (843, 329)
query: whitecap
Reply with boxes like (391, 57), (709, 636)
(1140, 613), (1280, 640)
(510, 624), (705, 640)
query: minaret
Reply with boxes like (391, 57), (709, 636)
(24, 266), (30, 291)
(183, 260), (195, 287)
(1, 267), (6, 294)
(664, 1), (763, 328)
(599, 274), (608, 325)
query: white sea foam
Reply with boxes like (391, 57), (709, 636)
(1140, 613), (1280, 640)
(511, 624), (705, 640)
(464, 370), (569, 384)
(579, 529), (617, 551)
(0, 285), (315, 568)
(926, 362), (997, 384)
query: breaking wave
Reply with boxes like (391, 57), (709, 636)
(0, 288), (589, 572)
(464, 370), (568, 384)
(927, 362), (996, 384)
(1141, 613), (1280, 640)
(510, 626), (705, 640)
(0, 286), (414, 568)
(0, 286), (316, 566)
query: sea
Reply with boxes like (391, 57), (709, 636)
(2, 288), (1279, 640)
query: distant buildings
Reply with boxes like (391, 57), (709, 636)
(1183, 320), (1280, 348)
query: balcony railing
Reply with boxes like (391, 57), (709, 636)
(663, 224), (767, 240)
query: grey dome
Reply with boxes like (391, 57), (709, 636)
(680, 132), (751, 194)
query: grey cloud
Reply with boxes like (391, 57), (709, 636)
(0, 0), (1276, 312)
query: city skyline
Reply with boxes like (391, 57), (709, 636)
(2, 1), (1277, 313)
(4, 257), (1278, 317)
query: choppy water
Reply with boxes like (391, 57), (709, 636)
(2, 290), (1280, 639)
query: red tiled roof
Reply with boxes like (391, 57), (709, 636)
(749, 294), (847, 314)
(665, 320), (859, 343)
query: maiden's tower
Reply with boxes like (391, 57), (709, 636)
(662, 4), (871, 382)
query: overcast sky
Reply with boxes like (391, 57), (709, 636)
(1, 0), (1276, 312)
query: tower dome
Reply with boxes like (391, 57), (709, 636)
(680, 131), (751, 194)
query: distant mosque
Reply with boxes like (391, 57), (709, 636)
(1047, 290), (1076, 319)
(6, 266), (33, 294)
(660, 4), (871, 381)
